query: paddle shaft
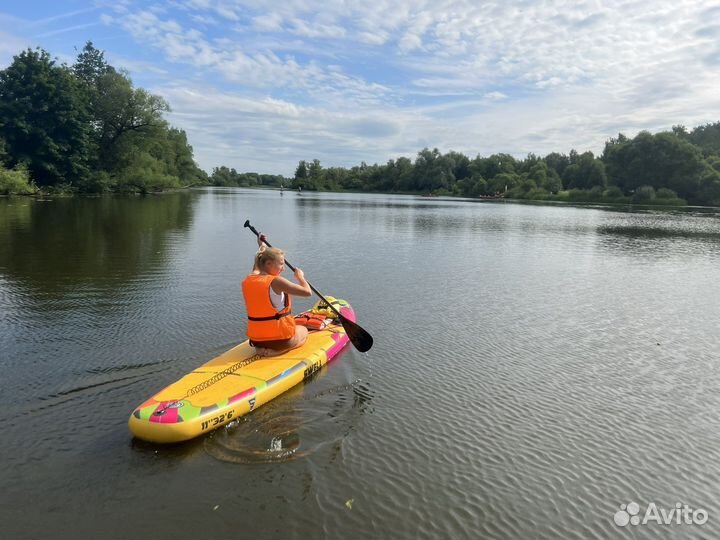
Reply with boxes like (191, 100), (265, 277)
(244, 221), (344, 320)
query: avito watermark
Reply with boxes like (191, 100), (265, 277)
(614, 502), (708, 527)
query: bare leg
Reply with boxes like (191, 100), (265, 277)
(254, 326), (308, 357)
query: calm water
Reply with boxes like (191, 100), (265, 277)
(2, 188), (720, 539)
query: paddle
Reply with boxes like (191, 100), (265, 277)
(244, 220), (373, 353)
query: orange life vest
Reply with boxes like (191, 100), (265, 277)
(241, 274), (295, 341)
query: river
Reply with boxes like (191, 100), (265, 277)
(1, 188), (719, 539)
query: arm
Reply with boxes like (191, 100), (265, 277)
(251, 233), (268, 273)
(271, 269), (312, 297)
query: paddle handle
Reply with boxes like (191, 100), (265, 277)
(244, 220), (343, 319)
(244, 220), (297, 271)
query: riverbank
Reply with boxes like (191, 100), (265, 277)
(2, 179), (705, 210)
(235, 184), (698, 209)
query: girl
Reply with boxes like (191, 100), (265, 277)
(241, 234), (311, 356)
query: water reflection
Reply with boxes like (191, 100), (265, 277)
(130, 429), (207, 465)
(598, 225), (720, 241)
(0, 193), (197, 296)
(294, 194), (465, 211)
(596, 213), (720, 257)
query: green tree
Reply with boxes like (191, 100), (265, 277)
(293, 160), (308, 188)
(455, 174), (487, 197)
(487, 172), (520, 194)
(688, 122), (720, 156)
(446, 150), (470, 181)
(469, 153), (516, 180)
(211, 166), (236, 186)
(391, 156), (414, 191)
(0, 164), (37, 195)
(73, 41), (116, 93)
(632, 185), (656, 203)
(603, 131), (705, 201)
(149, 127), (207, 186)
(0, 48), (92, 187)
(528, 161), (562, 193)
(308, 158), (323, 189)
(412, 148), (455, 192)
(543, 152), (570, 178)
(562, 152), (606, 190)
(320, 167), (343, 191)
(92, 71), (170, 172)
(696, 162), (720, 206)
(0, 136), (8, 164)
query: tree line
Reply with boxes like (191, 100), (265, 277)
(209, 122), (720, 206)
(279, 124), (720, 206)
(0, 43), (208, 194)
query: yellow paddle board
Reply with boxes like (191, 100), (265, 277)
(128, 298), (353, 443)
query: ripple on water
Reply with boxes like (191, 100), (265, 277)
(204, 377), (375, 464)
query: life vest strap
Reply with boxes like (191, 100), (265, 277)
(248, 311), (292, 321)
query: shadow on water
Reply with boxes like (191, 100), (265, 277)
(128, 430), (211, 474)
(293, 192), (518, 240)
(294, 194), (462, 212)
(0, 193), (198, 296)
(596, 212), (720, 256)
(598, 225), (720, 241)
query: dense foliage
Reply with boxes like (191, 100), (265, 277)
(209, 166), (285, 189)
(260, 124), (720, 206)
(209, 122), (720, 206)
(0, 43), (207, 194)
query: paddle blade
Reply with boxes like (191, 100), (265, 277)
(338, 313), (373, 352)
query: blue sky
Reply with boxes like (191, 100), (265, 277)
(1, 0), (719, 176)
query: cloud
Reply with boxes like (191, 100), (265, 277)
(136, 0), (719, 172)
(4, 0), (718, 176)
(154, 82), (421, 174)
(398, 32), (422, 53)
(483, 92), (507, 101)
(24, 6), (99, 27)
(252, 14), (283, 32)
(36, 22), (101, 38)
(357, 31), (388, 46)
(190, 14), (218, 25)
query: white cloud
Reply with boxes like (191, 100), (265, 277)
(24, 6), (99, 27)
(357, 31), (388, 46)
(35, 22), (100, 38)
(190, 14), (218, 25)
(398, 32), (422, 54)
(214, 4), (239, 21)
(4, 0), (718, 175)
(483, 92), (507, 101)
(287, 17), (346, 39)
(252, 14), (282, 32)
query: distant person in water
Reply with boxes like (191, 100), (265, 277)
(241, 233), (311, 356)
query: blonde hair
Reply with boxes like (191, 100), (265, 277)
(257, 247), (285, 271)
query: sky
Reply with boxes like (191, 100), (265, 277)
(1, 0), (719, 176)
